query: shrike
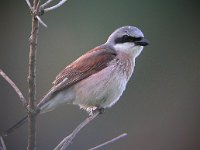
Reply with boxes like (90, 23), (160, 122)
(3, 26), (149, 136)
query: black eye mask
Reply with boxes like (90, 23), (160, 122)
(115, 35), (142, 44)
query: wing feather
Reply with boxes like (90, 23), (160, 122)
(52, 46), (117, 92)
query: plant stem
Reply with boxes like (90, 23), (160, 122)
(27, 0), (40, 149)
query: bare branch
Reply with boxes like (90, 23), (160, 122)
(43, 0), (68, 14)
(54, 111), (100, 150)
(89, 133), (127, 150)
(0, 69), (27, 106)
(25, 0), (32, 10)
(36, 16), (48, 28)
(53, 134), (71, 150)
(40, 0), (54, 9)
(0, 136), (7, 150)
(27, 0), (40, 149)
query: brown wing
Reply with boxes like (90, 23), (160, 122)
(52, 45), (117, 92)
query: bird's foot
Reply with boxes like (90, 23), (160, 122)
(91, 107), (105, 116)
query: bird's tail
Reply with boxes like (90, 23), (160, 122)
(1, 115), (28, 137)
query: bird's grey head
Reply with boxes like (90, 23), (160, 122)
(106, 26), (149, 58)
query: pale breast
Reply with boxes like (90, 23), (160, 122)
(72, 52), (134, 110)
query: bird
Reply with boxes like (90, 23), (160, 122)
(3, 25), (149, 136)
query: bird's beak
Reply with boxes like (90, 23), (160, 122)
(135, 37), (149, 46)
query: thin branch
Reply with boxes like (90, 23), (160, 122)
(40, 0), (54, 8)
(53, 134), (71, 150)
(54, 111), (100, 150)
(27, 0), (40, 149)
(36, 16), (48, 28)
(43, 0), (68, 14)
(0, 136), (7, 150)
(0, 69), (27, 106)
(89, 133), (127, 150)
(25, 0), (32, 10)
(38, 0), (68, 27)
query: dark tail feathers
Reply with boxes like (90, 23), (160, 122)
(1, 115), (28, 137)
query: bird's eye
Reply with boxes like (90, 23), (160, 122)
(122, 35), (133, 43)
(122, 35), (129, 40)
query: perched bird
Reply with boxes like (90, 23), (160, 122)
(3, 26), (149, 136)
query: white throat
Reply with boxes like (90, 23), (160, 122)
(113, 43), (144, 59)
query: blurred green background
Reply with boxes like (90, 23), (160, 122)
(0, 0), (200, 149)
